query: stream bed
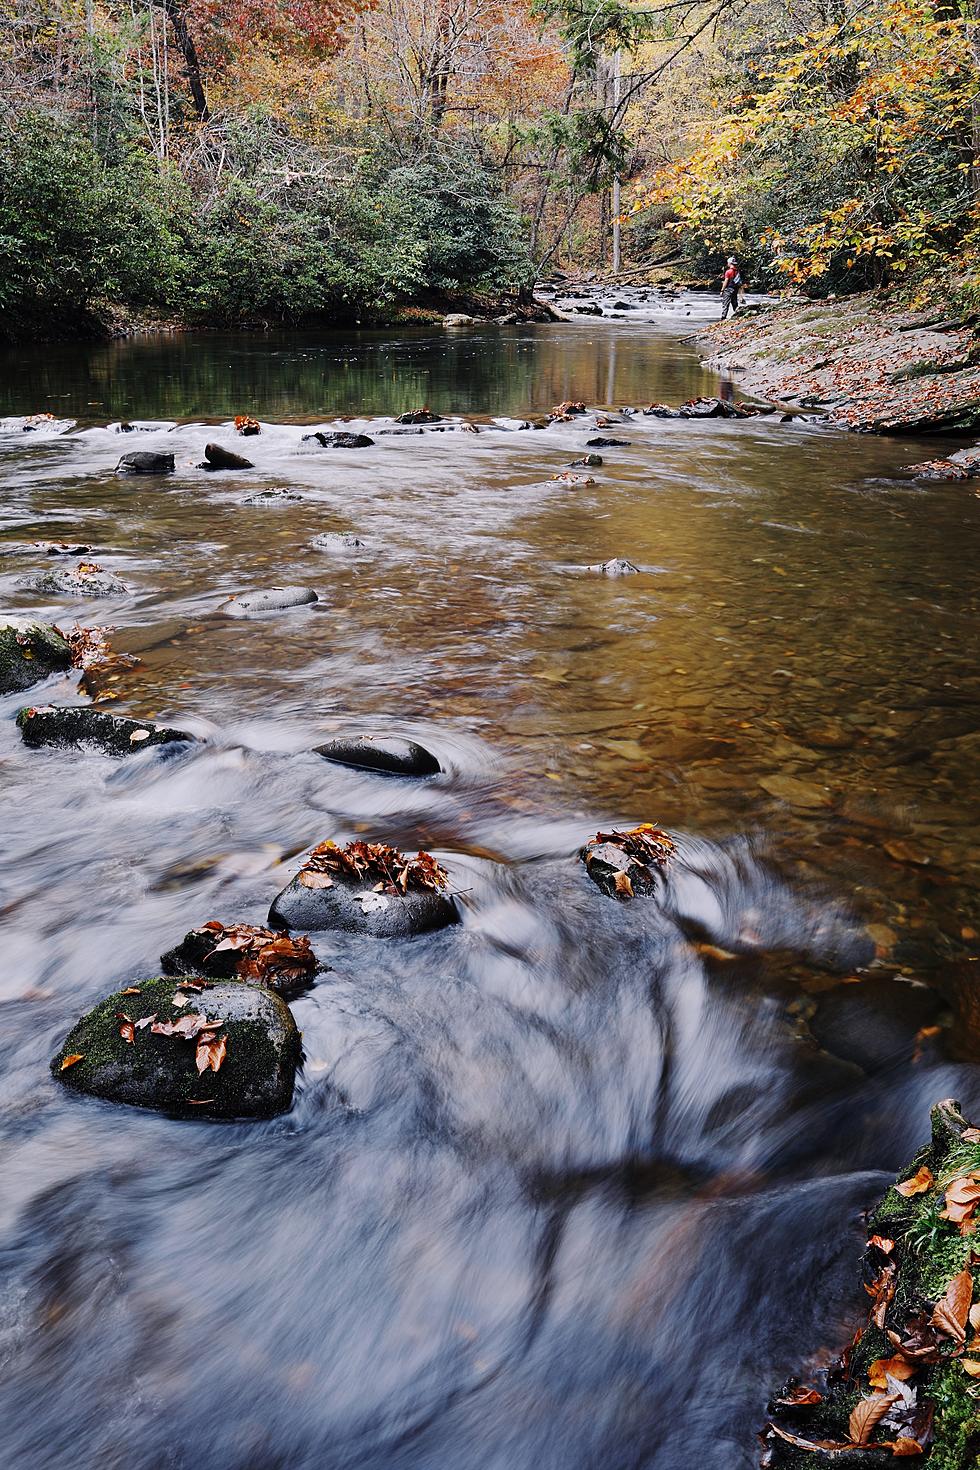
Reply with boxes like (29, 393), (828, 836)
(1, 292), (979, 1469)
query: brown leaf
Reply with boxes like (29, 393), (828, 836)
(120, 986), (142, 995)
(775, 1386), (823, 1407)
(886, 1316), (942, 1364)
(119, 1022), (135, 1044)
(868, 1356), (917, 1389)
(60, 1053), (84, 1070)
(613, 870), (634, 898)
(186, 1097), (214, 1106)
(195, 1033), (227, 1075)
(868, 1261), (898, 1327)
(930, 1267), (974, 1344)
(962, 1358), (980, 1377)
(849, 1391), (899, 1445)
(869, 1235), (895, 1254)
(887, 1440), (924, 1458)
(767, 1424), (856, 1452)
(299, 869), (334, 889)
(940, 1175), (980, 1230)
(896, 1166), (934, 1197)
(961, 1128), (980, 1143)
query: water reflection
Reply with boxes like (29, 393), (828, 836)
(1, 301), (979, 1469)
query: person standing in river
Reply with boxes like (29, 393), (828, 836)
(719, 256), (744, 319)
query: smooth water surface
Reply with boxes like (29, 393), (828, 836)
(1, 294), (979, 1469)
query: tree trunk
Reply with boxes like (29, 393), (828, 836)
(155, 0), (209, 121)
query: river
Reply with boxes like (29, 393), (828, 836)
(1, 292), (979, 1469)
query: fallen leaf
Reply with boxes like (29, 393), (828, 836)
(775, 1386), (823, 1406)
(613, 870), (634, 898)
(767, 1424), (856, 1452)
(119, 1022), (135, 1044)
(849, 1391), (900, 1444)
(868, 1261), (898, 1327)
(962, 1359), (980, 1377)
(134, 1014), (156, 1030)
(888, 1440), (924, 1457)
(299, 869), (334, 889)
(60, 1053), (84, 1070)
(120, 986), (142, 995)
(869, 1356), (917, 1388)
(129, 728), (151, 743)
(869, 1235), (895, 1254)
(896, 1166), (934, 1197)
(186, 1098), (214, 1105)
(930, 1267), (973, 1343)
(195, 1033), (227, 1074)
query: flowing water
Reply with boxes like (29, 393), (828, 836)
(1, 294), (979, 1469)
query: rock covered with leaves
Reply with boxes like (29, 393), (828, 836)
(19, 559), (129, 598)
(581, 823), (676, 900)
(269, 838), (457, 938)
(0, 617), (72, 694)
(161, 921), (319, 997)
(18, 704), (194, 754)
(52, 976), (301, 1118)
(761, 1099), (980, 1467)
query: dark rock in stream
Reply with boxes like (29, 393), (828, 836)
(221, 586), (319, 616)
(302, 431), (374, 449)
(18, 704), (195, 754)
(586, 437), (632, 448)
(51, 976), (300, 1119)
(269, 869), (458, 938)
(116, 451), (175, 475)
(377, 427), (425, 436)
(569, 454), (603, 468)
(200, 443), (255, 471)
(586, 558), (640, 577)
(313, 733), (440, 777)
(395, 409), (442, 425)
(161, 921), (320, 998)
(0, 618), (72, 694)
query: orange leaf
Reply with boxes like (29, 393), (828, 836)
(60, 1053), (84, 1070)
(962, 1358), (980, 1377)
(849, 1392), (899, 1445)
(868, 1235), (895, 1253)
(868, 1355), (917, 1388)
(896, 1166), (934, 1196)
(888, 1439), (924, 1457)
(931, 1267), (974, 1344)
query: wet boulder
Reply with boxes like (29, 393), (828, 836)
(221, 586), (318, 616)
(309, 532), (366, 552)
(18, 704), (195, 754)
(161, 921), (319, 998)
(569, 454), (603, 468)
(443, 313), (475, 326)
(200, 442), (254, 471)
(586, 558), (640, 577)
(51, 976), (300, 1119)
(395, 409), (442, 425)
(581, 824), (676, 901)
(585, 437), (632, 448)
(116, 451), (175, 475)
(302, 431), (374, 449)
(269, 840), (457, 938)
(313, 733), (440, 777)
(806, 976), (942, 1072)
(20, 561), (129, 597)
(0, 618), (72, 694)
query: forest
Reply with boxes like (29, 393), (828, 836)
(2, 0), (976, 339)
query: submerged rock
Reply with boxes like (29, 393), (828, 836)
(0, 618), (72, 694)
(201, 442), (255, 471)
(20, 561), (129, 598)
(586, 558), (640, 576)
(309, 531), (366, 552)
(302, 431), (374, 449)
(585, 437), (632, 448)
(242, 489), (303, 505)
(313, 733), (440, 777)
(116, 451), (175, 475)
(221, 586), (319, 616)
(51, 976), (300, 1118)
(18, 704), (194, 754)
(269, 839), (457, 938)
(161, 921), (319, 997)
(807, 976), (942, 1072)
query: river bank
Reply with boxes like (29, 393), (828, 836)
(698, 293), (980, 437)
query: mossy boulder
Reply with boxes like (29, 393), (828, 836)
(52, 976), (300, 1119)
(18, 704), (195, 754)
(0, 618), (71, 694)
(762, 1099), (980, 1467)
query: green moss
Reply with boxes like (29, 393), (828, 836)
(928, 1363), (980, 1470)
(52, 975), (299, 1118)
